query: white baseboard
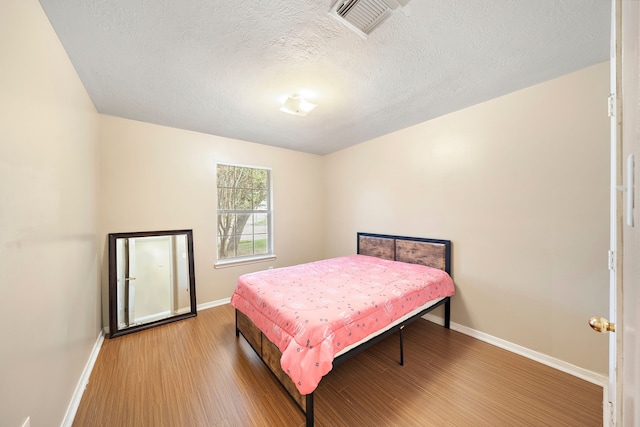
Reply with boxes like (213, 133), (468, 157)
(422, 313), (608, 387)
(61, 330), (104, 427)
(198, 297), (231, 311)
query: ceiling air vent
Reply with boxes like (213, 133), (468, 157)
(329, 0), (410, 38)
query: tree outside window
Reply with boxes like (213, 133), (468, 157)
(217, 164), (272, 261)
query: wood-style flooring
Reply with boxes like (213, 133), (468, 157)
(72, 304), (603, 426)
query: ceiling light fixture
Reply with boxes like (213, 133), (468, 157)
(279, 94), (317, 116)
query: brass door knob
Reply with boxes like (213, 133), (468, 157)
(589, 317), (616, 333)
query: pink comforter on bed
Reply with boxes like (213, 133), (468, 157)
(230, 254), (454, 394)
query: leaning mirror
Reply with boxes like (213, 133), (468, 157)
(108, 229), (197, 338)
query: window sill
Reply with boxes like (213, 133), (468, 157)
(214, 255), (276, 269)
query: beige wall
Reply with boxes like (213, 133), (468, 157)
(324, 62), (610, 374)
(0, 2), (610, 424)
(0, 0), (101, 425)
(99, 116), (325, 326)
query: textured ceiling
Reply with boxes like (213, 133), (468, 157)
(38, 0), (610, 155)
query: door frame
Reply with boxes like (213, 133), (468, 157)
(609, 1), (640, 425)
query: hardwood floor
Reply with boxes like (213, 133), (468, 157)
(73, 304), (602, 426)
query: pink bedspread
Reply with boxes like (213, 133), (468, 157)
(230, 254), (454, 394)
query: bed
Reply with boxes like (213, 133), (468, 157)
(231, 232), (454, 426)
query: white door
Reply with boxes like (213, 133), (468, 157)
(618, 1), (640, 425)
(603, 1), (640, 425)
(604, 1), (620, 423)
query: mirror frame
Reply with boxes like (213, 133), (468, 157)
(108, 229), (197, 338)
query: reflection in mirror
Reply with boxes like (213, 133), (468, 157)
(108, 229), (196, 338)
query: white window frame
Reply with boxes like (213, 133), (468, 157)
(215, 162), (275, 267)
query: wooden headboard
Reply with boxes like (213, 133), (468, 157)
(357, 232), (451, 275)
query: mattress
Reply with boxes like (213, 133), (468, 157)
(334, 296), (447, 357)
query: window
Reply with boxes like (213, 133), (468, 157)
(216, 163), (273, 263)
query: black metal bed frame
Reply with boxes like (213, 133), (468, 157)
(235, 232), (453, 427)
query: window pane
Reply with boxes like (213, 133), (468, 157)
(235, 213), (252, 235)
(217, 213), (237, 259)
(218, 212), (236, 227)
(217, 164), (235, 188)
(253, 213), (268, 234)
(218, 212), (237, 232)
(233, 183), (253, 210)
(235, 167), (251, 191)
(253, 169), (267, 190)
(252, 189), (266, 210)
(237, 234), (254, 257)
(254, 233), (268, 255)
(217, 187), (234, 210)
(218, 235), (236, 259)
(252, 168), (266, 182)
(236, 195), (252, 210)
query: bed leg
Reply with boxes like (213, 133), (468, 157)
(444, 298), (451, 329)
(305, 393), (314, 427)
(235, 309), (239, 337)
(399, 325), (405, 366)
